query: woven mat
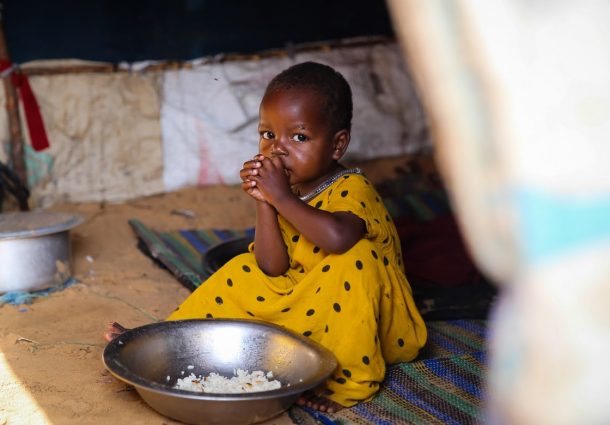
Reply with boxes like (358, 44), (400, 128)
(299, 351), (487, 425)
(129, 219), (254, 291)
(290, 320), (487, 425)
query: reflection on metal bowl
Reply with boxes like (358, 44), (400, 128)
(103, 318), (337, 425)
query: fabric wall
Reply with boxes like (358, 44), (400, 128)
(0, 61), (165, 207)
(0, 40), (431, 207)
(162, 42), (430, 191)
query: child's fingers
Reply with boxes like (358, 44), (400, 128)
(239, 162), (261, 181)
(240, 180), (256, 191)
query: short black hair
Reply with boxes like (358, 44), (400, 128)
(264, 61), (353, 132)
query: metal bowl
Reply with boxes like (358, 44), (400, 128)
(201, 236), (253, 276)
(102, 319), (337, 425)
(0, 211), (84, 293)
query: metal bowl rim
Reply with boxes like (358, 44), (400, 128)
(102, 318), (338, 401)
(0, 211), (85, 240)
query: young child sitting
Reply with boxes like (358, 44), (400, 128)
(106, 61), (427, 413)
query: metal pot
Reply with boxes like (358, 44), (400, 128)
(0, 211), (84, 293)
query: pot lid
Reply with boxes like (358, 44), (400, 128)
(0, 211), (84, 240)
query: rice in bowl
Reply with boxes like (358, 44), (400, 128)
(174, 368), (281, 393)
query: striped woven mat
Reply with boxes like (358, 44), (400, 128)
(289, 320), (487, 425)
(291, 350), (487, 425)
(129, 219), (254, 291)
(129, 218), (488, 424)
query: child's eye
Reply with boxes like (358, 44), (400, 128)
(261, 131), (274, 140)
(291, 134), (308, 143)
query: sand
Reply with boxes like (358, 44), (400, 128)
(0, 155), (427, 425)
(0, 184), (295, 425)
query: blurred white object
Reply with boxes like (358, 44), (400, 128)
(387, 0), (610, 423)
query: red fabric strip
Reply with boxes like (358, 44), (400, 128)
(0, 60), (50, 151)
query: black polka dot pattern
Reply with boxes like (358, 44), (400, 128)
(175, 169), (418, 402)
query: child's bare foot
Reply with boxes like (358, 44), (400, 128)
(104, 322), (129, 342)
(297, 391), (343, 414)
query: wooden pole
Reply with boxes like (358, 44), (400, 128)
(0, 17), (27, 186)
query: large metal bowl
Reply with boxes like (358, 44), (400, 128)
(102, 319), (337, 425)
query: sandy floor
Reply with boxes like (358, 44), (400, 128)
(0, 155), (425, 425)
(0, 184), (301, 425)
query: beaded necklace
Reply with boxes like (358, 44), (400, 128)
(297, 168), (363, 202)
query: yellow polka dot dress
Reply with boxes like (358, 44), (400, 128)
(167, 170), (427, 407)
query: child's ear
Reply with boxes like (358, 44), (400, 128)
(331, 129), (350, 160)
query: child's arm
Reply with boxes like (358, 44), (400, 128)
(240, 156), (290, 276)
(252, 156), (365, 254)
(253, 201), (290, 276)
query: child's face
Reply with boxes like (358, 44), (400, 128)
(258, 88), (346, 191)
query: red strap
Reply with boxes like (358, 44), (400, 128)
(0, 59), (50, 151)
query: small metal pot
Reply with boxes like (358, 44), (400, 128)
(0, 211), (84, 293)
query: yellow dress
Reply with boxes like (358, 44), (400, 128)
(168, 170), (427, 406)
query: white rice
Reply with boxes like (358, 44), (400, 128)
(173, 368), (281, 393)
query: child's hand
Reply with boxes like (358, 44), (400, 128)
(240, 155), (267, 202)
(250, 155), (292, 206)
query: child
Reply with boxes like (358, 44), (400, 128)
(106, 61), (427, 413)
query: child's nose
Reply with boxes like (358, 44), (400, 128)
(271, 139), (288, 156)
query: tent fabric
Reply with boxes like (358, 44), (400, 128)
(0, 68), (165, 207)
(161, 42), (430, 190)
(0, 40), (430, 207)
